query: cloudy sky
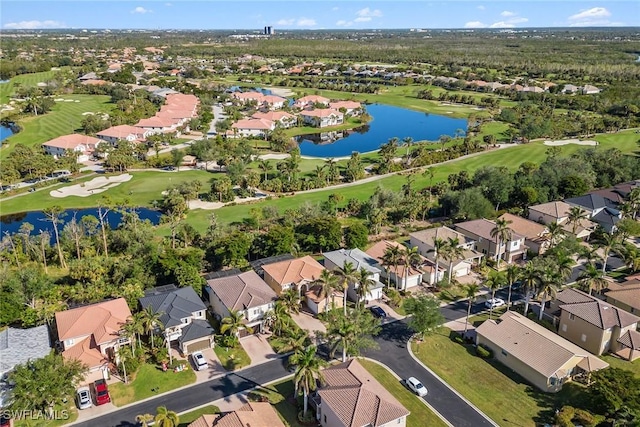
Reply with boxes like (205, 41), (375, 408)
(1, 1), (638, 30)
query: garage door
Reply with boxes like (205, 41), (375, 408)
(185, 338), (211, 354)
(238, 326), (260, 339)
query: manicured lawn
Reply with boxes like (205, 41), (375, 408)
(0, 70), (60, 104)
(14, 406), (78, 427)
(411, 329), (591, 426)
(358, 359), (448, 427)
(1, 94), (116, 159)
(214, 344), (251, 370)
(109, 363), (196, 406)
(177, 405), (220, 427)
(248, 379), (306, 427)
(467, 306), (508, 327)
(601, 354), (640, 378)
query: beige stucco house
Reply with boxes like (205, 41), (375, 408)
(454, 218), (527, 264)
(527, 201), (596, 239)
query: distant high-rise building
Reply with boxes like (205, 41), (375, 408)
(264, 26), (274, 35)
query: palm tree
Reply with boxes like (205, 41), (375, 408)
(402, 136), (414, 167)
(121, 317), (142, 352)
(428, 237), (447, 286)
(334, 261), (358, 315)
(463, 283), (480, 336)
(577, 263), (607, 295)
(266, 301), (290, 336)
(567, 206), (588, 235)
(289, 346), (326, 418)
(118, 344), (134, 384)
(355, 268), (375, 310)
(520, 261), (541, 316)
(221, 310), (250, 343)
(139, 306), (163, 349)
(504, 264), (520, 310)
(485, 271), (506, 320)
(401, 246), (422, 291)
(316, 269), (339, 313)
(544, 222), (566, 250)
(257, 159), (273, 182)
(280, 288), (301, 315)
(135, 413), (154, 427)
(627, 187), (640, 220)
(282, 329), (310, 355)
(596, 232), (620, 274)
(327, 314), (358, 363)
(154, 406), (179, 427)
(423, 167), (436, 202)
(490, 218), (512, 268)
(554, 250), (575, 280)
(443, 238), (464, 285)
(538, 266), (562, 321)
(617, 244), (640, 273)
(382, 244), (402, 288)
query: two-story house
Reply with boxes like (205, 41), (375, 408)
(230, 118), (275, 138)
(527, 201), (596, 240)
(552, 288), (640, 360)
(205, 270), (277, 337)
(323, 248), (385, 303)
(299, 109), (344, 128)
(252, 111), (297, 128)
(365, 240), (435, 290)
(42, 134), (103, 162)
(293, 95), (330, 109)
(564, 194), (622, 234)
(54, 298), (132, 372)
(499, 213), (551, 255)
(409, 226), (483, 281)
(455, 218), (527, 264)
(97, 125), (151, 146)
(328, 101), (362, 117)
(138, 286), (214, 355)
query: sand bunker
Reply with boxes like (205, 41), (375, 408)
(50, 174), (132, 198)
(543, 139), (597, 146)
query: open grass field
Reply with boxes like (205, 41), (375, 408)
(0, 70), (60, 104)
(0, 94), (115, 159)
(358, 359), (448, 427)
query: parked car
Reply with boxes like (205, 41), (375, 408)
(405, 377), (428, 397)
(93, 379), (111, 405)
(369, 305), (387, 318)
(162, 166), (176, 171)
(191, 351), (208, 371)
(76, 386), (92, 410)
(485, 298), (506, 309)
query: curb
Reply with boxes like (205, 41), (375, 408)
(406, 338), (499, 427)
(360, 357), (454, 427)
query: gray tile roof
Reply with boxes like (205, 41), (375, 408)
(617, 330), (640, 351)
(206, 271), (277, 312)
(178, 319), (214, 345)
(139, 286), (207, 328)
(592, 207), (621, 226)
(0, 325), (52, 375)
(323, 248), (381, 275)
(565, 194), (616, 211)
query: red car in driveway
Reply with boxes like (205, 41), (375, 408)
(93, 379), (111, 405)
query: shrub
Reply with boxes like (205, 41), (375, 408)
(475, 344), (493, 358)
(453, 335), (465, 345)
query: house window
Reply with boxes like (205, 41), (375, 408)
(324, 415), (327, 423)
(569, 314), (575, 320)
(182, 318), (189, 324)
(561, 324), (567, 332)
(501, 349), (508, 357)
(581, 334), (587, 342)
(67, 338), (74, 346)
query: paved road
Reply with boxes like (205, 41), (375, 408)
(72, 358), (290, 427)
(363, 320), (495, 427)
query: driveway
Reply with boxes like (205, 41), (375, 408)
(192, 347), (226, 382)
(240, 334), (278, 365)
(365, 300), (405, 323)
(291, 312), (326, 338)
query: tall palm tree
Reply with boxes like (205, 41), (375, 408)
(221, 309), (250, 341)
(402, 136), (414, 167)
(334, 261), (358, 315)
(316, 269), (339, 313)
(327, 314), (358, 363)
(423, 167), (436, 202)
(538, 266), (562, 321)
(485, 271), (506, 320)
(154, 406), (179, 427)
(520, 261), (541, 316)
(577, 263), (607, 295)
(118, 344), (134, 384)
(382, 244), (402, 287)
(617, 243), (640, 273)
(266, 301), (290, 336)
(567, 206), (588, 235)
(139, 306), (164, 349)
(490, 218), (512, 268)
(121, 317), (142, 352)
(135, 413), (154, 427)
(504, 264), (520, 310)
(282, 329), (310, 355)
(463, 283), (480, 336)
(401, 246), (422, 291)
(289, 346), (326, 418)
(627, 187), (640, 220)
(428, 237), (447, 286)
(257, 159), (273, 182)
(596, 232), (620, 274)
(280, 288), (301, 315)
(355, 268), (375, 310)
(544, 222), (566, 250)
(443, 238), (464, 285)
(554, 250), (575, 280)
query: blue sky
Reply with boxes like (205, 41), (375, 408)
(1, 1), (638, 30)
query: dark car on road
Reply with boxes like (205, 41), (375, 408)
(369, 305), (387, 318)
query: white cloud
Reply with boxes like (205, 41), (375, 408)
(336, 20), (350, 27)
(354, 16), (372, 23)
(356, 7), (383, 18)
(569, 7), (611, 21)
(464, 21), (486, 28)
(500, 11), (516, 17)
(3, 20), (66, 29)
(490, 21), (515, 28)
(296, 18), (317, 27)
(476, 5), (485, 10)
(276, 18), (294, 26)
(131, 6), (152, 14)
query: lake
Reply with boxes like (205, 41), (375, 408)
(0, 125), (13, 142)
(297, 104), (467, 158)
(0, 207), (161, 239)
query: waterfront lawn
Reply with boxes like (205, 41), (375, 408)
(1, 94), (115, 159)
(177, 405), (220, 427)
(0, 70), (60, 104)
(358, 359), (448, 427)
(411, 329), (591, 427)
(109, 363), (196, 406)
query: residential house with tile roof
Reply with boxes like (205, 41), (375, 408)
(328, 101), (362, 116)
(551, 288), (640, 359)
(139, 286), (214, 355)
(293, 95), (330, 109)
(205, 271), (277, 337)
(300, 109), (344, 128)
(54, 298), (132, 371)
(454, 218), (527, 264)
(564, 194), (622, 233)
(323, 249), (385, 303)
(476, 311), (608, 393)
(409, 226), (483, 281)
(188, 402), (285, 427)
(0, 325), (52, 376)
(499, 213), (551, 255)
(365, 240), (435, 289)
(42, 134), (103, 162)
(311, 359), (410, 427)
(604, 275), (640, 315)
(251, 111), (297, 128)
(97, 125), (151, 145)
(230, 118), (275, 138)
(527, 201), (596, 239)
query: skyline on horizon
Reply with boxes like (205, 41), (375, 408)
(1, 1), (639, 31)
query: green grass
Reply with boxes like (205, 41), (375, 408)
(468, 306), (509, 327)
(214, 344), (251, 370)
(1, 94), (116, 159)
(14, 405), (78, 427)
(109, 363), (196, 406)
(177, 405), (220, 427)
(412, 329), (592, 426)
(358, 359), (448, 427)
(248, 378), (306, 427)
(601, 354), (640, 378)
(0, 70), (60, 104)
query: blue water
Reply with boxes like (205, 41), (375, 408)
(0, 207), (161, 239)
(0, 125), (13, 142)
(297, 104), (467, 158)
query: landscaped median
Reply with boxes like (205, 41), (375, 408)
(109, 363), (196, 406)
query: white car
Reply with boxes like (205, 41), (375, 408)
(76, 386), (92, 410)
(485, 298), (506, 309)
(191, 351), (208, 371)
(405, 377), (428, 397)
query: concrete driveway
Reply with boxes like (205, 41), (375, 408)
(291, 312), (326, 338)
(240, 334), (278, 365)
(192, 347), (226, 382)
(365, 300), (405, 323)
